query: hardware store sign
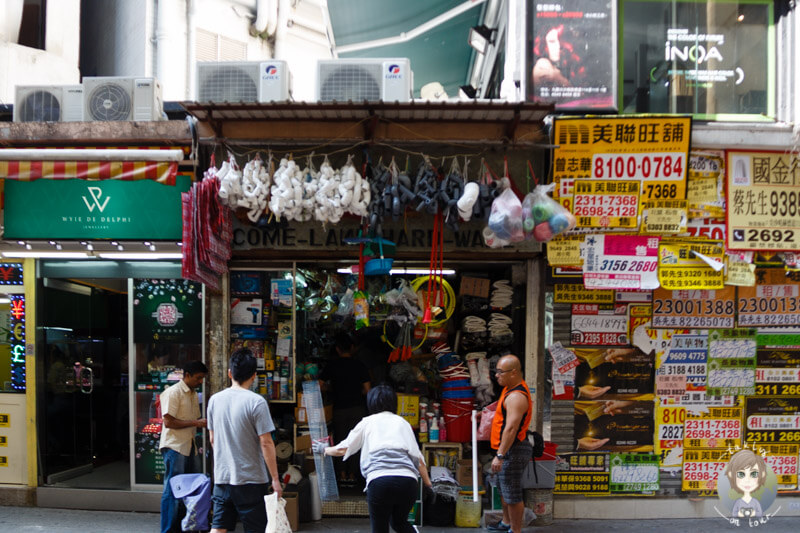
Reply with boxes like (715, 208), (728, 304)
(3, 176), (190, 240)
(727, 150), (800, 251)
(553, 116), (691, 210)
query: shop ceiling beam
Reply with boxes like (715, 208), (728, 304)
(0, 148), (185, 162)
(0, 121), (192, 147)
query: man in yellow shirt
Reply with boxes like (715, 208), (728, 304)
(160, 360), (208, 533)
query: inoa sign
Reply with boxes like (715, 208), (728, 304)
(4, 176), (191, 240)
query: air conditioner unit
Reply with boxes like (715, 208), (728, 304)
(317, 58), (412, 102)
(13, 85), (84, 122)
(196, 61), (291, 102)
(82, 77), (164, 121)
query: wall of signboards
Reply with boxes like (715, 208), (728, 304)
(544, 115), (800, 504)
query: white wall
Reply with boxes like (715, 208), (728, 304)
(0, 0), (81, 105)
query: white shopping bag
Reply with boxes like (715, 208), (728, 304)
(264, 492), (292, 533)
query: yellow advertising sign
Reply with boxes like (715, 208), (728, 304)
(547, 235), (583, 267)
(655, 405), (685, 468)
(553, 116), (691, 211)
(755, 444), (799, 488)
(684, 407), (743, 449)
(727, 150), (800, 251)
(652, 287), (736, 329)
(658, 242), (725, 290)
(573, 179), (640, 228)
(682, 448), (728, 491)
(642, 199), (688, 234)
(688, 151), (725, 218)
(737, 268), (800, 327)
(0, 414), (8, 428)
(554, 284), (614, 304)
(725, 258), (756, 287)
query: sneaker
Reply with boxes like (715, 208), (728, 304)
(486, 520), (510, 532)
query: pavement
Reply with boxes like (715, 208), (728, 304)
(1, 506), (800, 533)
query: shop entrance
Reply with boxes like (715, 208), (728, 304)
(38, 277), (129, 489)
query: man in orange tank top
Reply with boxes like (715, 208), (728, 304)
(489, 355), (533, 533)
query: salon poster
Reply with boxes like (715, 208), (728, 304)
(574, 400), (655, 452)
(528, 0), (616, 110)
(573, 347), (655, 400)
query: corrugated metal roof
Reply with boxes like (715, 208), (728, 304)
(181, 100), (554, 124)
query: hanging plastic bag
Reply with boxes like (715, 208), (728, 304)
(265, 492), (293, 533)
(485, 188), (524, 248)
(354, 289), (369, 330)
(476, 401), (498, 441)
(527, 183), (577, 242)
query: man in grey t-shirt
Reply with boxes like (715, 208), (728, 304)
(208, 349), (282, 533)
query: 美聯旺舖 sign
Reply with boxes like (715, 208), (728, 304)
(3, 176), (191, 240)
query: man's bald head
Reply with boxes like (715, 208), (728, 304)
(497, 354), (521, 372)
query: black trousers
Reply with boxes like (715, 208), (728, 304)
(366, 475), (418, 533)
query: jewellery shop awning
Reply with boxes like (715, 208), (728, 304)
(0, 148), (185, 185)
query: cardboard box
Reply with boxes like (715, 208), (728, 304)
(460, 277), (490, 298)
(295, 407), (308, 425)
(283, 491), (299, 531)
(295, 433), (312, 453)
(324, 404), (333, 423)
(456, 459), (474, 486)
(521, 460), (556, 489)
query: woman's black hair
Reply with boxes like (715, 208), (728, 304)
(366, 383), (397, 415)
(229, 348), (257, 383)
(333, 331), (355, 353)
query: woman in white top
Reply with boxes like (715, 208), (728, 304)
(319, 384), (432, 533)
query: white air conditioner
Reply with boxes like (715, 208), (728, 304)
(82, 77), (164, 121)
(317, 58), (412, 102)
(13, 85), (84, 122)
(196, 61), (291, 102)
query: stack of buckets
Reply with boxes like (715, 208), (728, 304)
(440, 375), (474, 442)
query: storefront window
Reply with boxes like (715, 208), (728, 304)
(620, 0), (774, 120)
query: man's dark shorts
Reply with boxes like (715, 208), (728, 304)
(498, 439), (532, 504)
(211, 483), (269, 533)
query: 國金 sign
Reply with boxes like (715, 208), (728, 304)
(683, 407), (743, 449)
(706, 329), (756, 397)
(641, 199), (687, 234)
(652, 287), (736, 329)
(609, 453), (660, 492)
(727, 150), (800, 251)
(554, 283), (614, 304)
(744, 397), (800, 445)
(570, 303), (628, 346)
(553, 116), (691, 211)
(572, 179), (641, 228)
(682, 448), (728, 492)
(582, 234), (660, 290)
(657, 241), (725, 290)
(737, 269), (800, 327)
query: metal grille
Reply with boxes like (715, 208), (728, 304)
(18, 90), (61, 122)
(198, 66), (258, 102)
(319, 64), (381, 102)
(88, 83), (131, 121)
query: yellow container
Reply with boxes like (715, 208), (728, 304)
(454, 490), (484, 528)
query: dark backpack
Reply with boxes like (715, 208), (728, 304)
(527, 430), (546, 483)
(528, 430), (545, 459)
